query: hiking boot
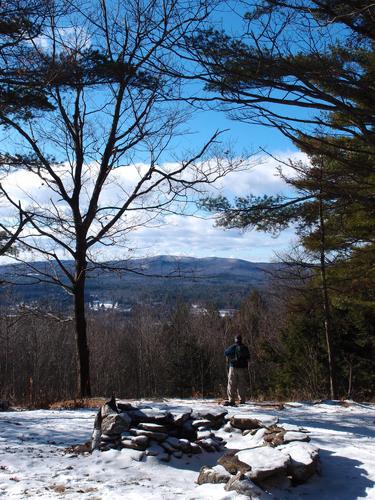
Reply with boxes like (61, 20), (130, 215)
(222, 400), (237, 406)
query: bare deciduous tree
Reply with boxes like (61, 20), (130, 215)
(0, 0), (243, 397)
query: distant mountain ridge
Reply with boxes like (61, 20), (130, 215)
(0, 255), (278, 308)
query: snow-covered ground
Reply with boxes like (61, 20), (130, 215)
(0, 400), (374, 499)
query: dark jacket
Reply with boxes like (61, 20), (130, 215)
(225, 342), (250, 369)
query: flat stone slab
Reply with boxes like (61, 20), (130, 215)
(138, 422), (168, 432)
(192, 419), (212, 429)
(231, 414), (279, 430)
(129, 428), (168, 442)
(128, 409), (172, 425)
(121, 440), (146, 451)
(237, 446), (290, 480)
(197, 430), (214, 440)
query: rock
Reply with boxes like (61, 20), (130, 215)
(283, 431), (310, 443)
(279, 442), (319, 483)
(91, 429), (101, 451)
(224, 472), (269, 498)
(197, 438), (221, 452)
(258, 472), (292, 489)
(217, 450), (251, 475)
(237, 447), (290, 480)
(165, 436), (181, 449)
(66, 441), (91, 455)
(128, 408), (172, 425)
(138, 422), (168, 433)
(121, 440), (146, 451)
(192, 408), (228, 421)
(181, 419), (196, 439)
(177, 438), (193, 453)
(101, 413), (131, 435)
(244, 428), (268, 448)
(171, 410), (192, 426)
(191, 419), (212, 429)
(101, 433), (120, 442)
(101, 397), (119, 417)
(173, 450), (183, 458)
(223, 423), (232, 433)
(231, 414), (279, 430)
(230, 415), (262, 430)
(196, 430), (214, 440)
(116, 401), (137, 412)
(146, 442), (165, 456)
(160, 441), (175, 453)
(189, 442), (203, 454)
(100, 434), (122, 449)
(129, 428), (168, 442)
(132, 435), (149, 448)
(260, 416), (280, 427)
(191, 409), (227, 429)
(196, 465), (231, 485)
(263, 427), (286, 447)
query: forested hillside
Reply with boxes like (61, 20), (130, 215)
(0, 256), (277, 307)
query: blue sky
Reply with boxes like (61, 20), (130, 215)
(0, 1), (305, 264)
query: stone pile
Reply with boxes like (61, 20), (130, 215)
(197, 413), (320, 497)
(91, 399), (320, 496)
(91, 397), (227, 462)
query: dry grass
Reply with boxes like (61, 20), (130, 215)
(48, 398), (107, 410)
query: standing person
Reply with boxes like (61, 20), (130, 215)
(224, 334), (250, 406)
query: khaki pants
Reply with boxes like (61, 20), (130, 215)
(227, 366), (248, 403)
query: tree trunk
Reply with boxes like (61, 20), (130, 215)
(318, 190), (336, 400)
(74, 259), (91, 398)
(347, 357), (353, 399)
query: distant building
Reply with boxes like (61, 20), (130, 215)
(218, 309), (237, 318)
(190, 304), (208, 315)
(89, 300), (118, 311)
(190, 304), (237, 318)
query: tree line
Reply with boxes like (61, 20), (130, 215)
(1, 285), (374, 406)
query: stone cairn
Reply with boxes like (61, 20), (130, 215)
(92, 398), (320, 497)
(91, 397), (227, 462)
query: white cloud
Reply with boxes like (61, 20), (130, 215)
(125, 214), (297, 262)
(210, 150), (307, 198)
(0, 150), (303, 263)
